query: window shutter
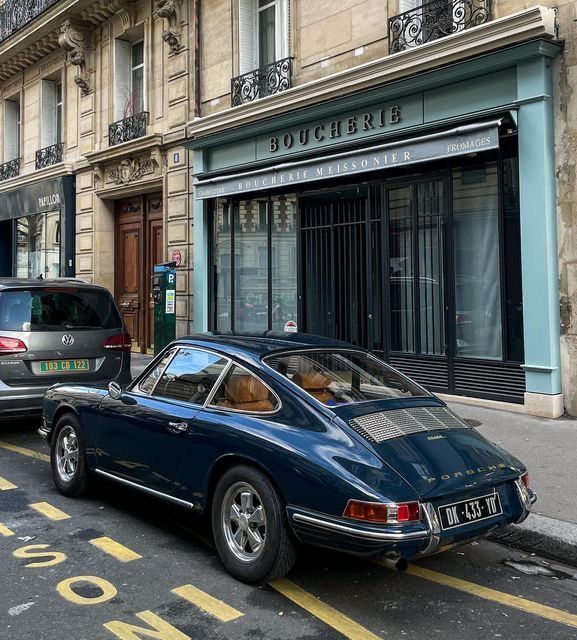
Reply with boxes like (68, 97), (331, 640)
(278, 0), (290, 60)
(238, 0), (257, 74)
(41, 80), (57, 148)
(114, 39), (131, 120)
(399, 0), (419, 12)
(4, 100), (19, 161)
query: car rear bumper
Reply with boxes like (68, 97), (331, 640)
(287, 482), (536, 559)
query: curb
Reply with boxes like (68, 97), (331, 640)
(489, 514), (577, 567)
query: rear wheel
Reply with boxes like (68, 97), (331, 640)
(212, 465), (297, 584)
(50, 414), (90, 497)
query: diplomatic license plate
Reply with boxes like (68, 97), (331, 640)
(40, 359), (89, 373)
(438, 491), (502, 530)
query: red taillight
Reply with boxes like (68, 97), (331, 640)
(521, 472), (529, 489)
(343, 500), (421, 524)
(103, 332), (132, 352)
(0, 336), (27, 355)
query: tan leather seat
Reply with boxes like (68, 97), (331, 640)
(292, 371), (334, 404)
(219, 374), (275, 412)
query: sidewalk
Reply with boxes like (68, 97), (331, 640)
(126, 351), (577, 565)
(448, 401), (577, 565)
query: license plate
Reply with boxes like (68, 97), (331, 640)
(40, 359), (89, 373)
(438, 491), (502, 530)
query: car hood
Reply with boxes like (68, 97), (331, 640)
(332, 400), (524, 500)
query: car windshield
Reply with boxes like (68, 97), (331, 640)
(264, 350), (429, 405)
(0, 289), (123, 331)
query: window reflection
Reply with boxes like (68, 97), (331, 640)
(16, 212), (61, 279)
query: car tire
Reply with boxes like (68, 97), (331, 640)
(212, 465), (297, 584)
(50, 414), (90, 497)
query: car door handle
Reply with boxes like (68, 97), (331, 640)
(168, 421), (188, 434)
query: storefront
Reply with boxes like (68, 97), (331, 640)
(187, 39), (564, 415)
(0, 176), (75, 279)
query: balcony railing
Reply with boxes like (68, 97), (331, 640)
(0, 0), (59, 44)
(231, 57), (293, 107)
(388, 0), (491, 54)
(108, 112), (149, 147)
(0, 158), (19, 181)
(35, 142), (63, 170)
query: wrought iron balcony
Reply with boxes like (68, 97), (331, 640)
(0, 0), (59, 44)
(231, 57), (293, 107)
(0, 158), (19, 182)
(35, 142), (63, 170)
(388, 0), (491, 54)
(108, 112), (149, 147)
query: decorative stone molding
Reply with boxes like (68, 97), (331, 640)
(109, 158), (153, 185)
(81, 0), (135, 27)
(153, 0), (184, 54)
(59, 20), (92, 96)
(108, 0), (135, 31)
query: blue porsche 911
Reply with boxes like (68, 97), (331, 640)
(40, 333), (535, 584)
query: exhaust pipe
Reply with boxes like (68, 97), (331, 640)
(380, 556), (409, 573)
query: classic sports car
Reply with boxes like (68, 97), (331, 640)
(40, 333), (535, 584)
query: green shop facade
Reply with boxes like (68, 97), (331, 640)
(187, 36), (564, 416)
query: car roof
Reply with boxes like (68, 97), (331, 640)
(175, 332), (366, 360)
(0, 278), (104, 291)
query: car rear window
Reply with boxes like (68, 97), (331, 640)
(0, 289), (123, 331)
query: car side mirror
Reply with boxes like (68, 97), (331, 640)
(108, 381), (123, 400)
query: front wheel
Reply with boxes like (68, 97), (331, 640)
(50, 414), (90, 497)
(212, 465), (297, 584)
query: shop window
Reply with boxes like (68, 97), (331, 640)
(452, 162), (502, 360)
(238, 0), (289, 74)
(15, 212), (61, 279)
(114, 38), (145, 120)
(4, 96), (20, 162)
(212, 194), (297, 334)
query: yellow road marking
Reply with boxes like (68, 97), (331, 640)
(29, 502), (70, 521)
(0, 523), (14, 536)
(0, 475), (17, 490)
(171, 584), (243, 622)
(270, 578), (381, 640)
(0, 440), (49, 462)
(406, 564), (577, 629)
(89, 537), (142, 563)
(57, 576), (117, 605)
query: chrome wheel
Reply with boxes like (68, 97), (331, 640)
(55, 426), (79, 482)
(221, 481), (267, 563)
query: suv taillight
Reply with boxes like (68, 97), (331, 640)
(103, 332), (131, 352)
(0, 336), (27, 355)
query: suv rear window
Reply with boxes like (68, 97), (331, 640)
(0, 289), (123, 331)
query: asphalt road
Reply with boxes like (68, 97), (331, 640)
(1, 421), (577, 640)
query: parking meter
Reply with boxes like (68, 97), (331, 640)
(152, 261), (177, 355)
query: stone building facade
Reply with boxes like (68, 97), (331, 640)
(0, 0), (195, 353)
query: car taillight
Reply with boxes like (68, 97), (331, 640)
(343, 500), (421, 524)
(0, 336), (27, 355)
(521, 472), (529, 489)
(103, 332), (131, 352)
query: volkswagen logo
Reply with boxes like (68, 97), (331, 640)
(62, 334), (74, 346)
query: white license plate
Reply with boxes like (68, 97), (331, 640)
(438, 491), (503, 530)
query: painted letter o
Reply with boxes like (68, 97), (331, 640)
(57, 576), (117, 605)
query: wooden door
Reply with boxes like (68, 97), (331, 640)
(116, 219), (142, 348)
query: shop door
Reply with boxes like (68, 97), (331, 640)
(300, 186), (383, 351)
(115, 194), (163, 353)
(386, 178), (451, 390)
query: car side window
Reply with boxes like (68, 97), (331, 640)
(138, 349), (176, 395)
(152, 348), (228, 405)
(209, 365), (279, 413)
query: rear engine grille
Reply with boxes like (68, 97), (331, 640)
(349, 406), (470, 443)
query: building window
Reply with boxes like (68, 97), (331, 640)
(16, 211), (61, 279)
(4, 97), (20, 162)
(114, 38), (145, 120)
(238, 0), (289, 74)
(41, 78), (62, 148)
